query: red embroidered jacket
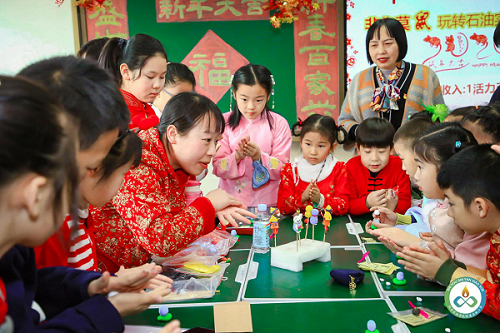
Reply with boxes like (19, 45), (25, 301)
(90, 128), (216, 270)
(121, 89), (159, 130)
(346, 155), (411, 215)
(277, 161), (349, 216)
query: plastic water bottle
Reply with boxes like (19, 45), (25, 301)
(252, 204), (270, 253)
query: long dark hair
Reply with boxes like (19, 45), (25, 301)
(228, 64), (274, 130)
(18, 56), (130, 150)
(0, 75), (78, 222)
(98, 34), (168, 86)
(291, 114), (346, 146)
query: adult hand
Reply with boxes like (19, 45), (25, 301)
(205, 188), (243, 212)
(217, 206), (256, 227)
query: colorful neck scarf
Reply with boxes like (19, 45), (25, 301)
(370, 61), (404, 112)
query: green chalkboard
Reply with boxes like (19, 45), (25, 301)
(127, 0), (298, 126)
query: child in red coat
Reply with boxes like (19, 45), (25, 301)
(100, 35), (168, 130)
(346, 118), (411, 215)
(278, 115), (349, 215)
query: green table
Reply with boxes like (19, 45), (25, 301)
(244, 247), (381, 300)
(388, 296), (499, 333)
(158, 250), (250, 306)
(365, 244), (446, 294)
(125, 300), (399, 331)
(232, 215), (359, 250)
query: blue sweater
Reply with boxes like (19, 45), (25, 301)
(0, 245), (124, 332)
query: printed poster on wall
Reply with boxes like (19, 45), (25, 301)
(294, 0), (340, 119)
(86, 0), (129, 40)
(346, 0), (500, 108)
(182, 30), (249, 104)
(156, 0), (269, 22)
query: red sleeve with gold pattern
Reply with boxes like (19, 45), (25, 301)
(277, 163), (304, 215)
(323, 162), (349, 216)
(112, 163), (215, 258)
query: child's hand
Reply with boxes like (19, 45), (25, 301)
(206, 188), (243, 212)
(108, 284), (172, 317)
(377, 235), (404, 253)
(116, 264), (173, 289)
(88, 263), (166, 296)
(419, 232), (434, 242)
(369, 206), (397, 225)
(217, 206), (256, 227)
(301, 183), (312, 203)
(397, 241), (450, 279)
(366, 189), (387, 209)
(370, 227), (421, 249)
(365, 220), (392, 233)
(309, 180), (321, 203)
(235, 146), (245, 164)
(158, 320), (182, 333)
(244, 141), (261, 162)
(385, 189), (399, 211)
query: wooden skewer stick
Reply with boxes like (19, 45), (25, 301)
(305, 223), (309, 240)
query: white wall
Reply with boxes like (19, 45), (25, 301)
(0, 0), (77, 75)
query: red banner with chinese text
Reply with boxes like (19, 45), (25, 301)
(182, 30), (249, 103)
(294, 1), (339, 120)
(156, 0), (269, 22)
(86, 0), (129, 40)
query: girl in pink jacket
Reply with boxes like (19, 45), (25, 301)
(213, 64), (292, 207)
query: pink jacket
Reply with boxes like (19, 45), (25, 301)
(213, 111), (292, 207)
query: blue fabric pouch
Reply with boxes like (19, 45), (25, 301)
(252, 160), (270, 189)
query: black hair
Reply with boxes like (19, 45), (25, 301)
(98, 34), (168, 86)
(77, 37), (109, 61)
(494, 19), (500, 47)
(461, 102), (500, 144)
(291, 114), (346, 146)
(158, 92), (224, 150)
(0, 75), (78, 222)
(98, 130), (142, 182)
(228, 64), (274, 130)
(18, 56), (130, 150)
(165, 62), (196, 88)
(413, 122), (477, 169)
(438, 144), (500, 209)
(366, 18), (408, 65)
(356, 117), (395, 148)
(449, 106), (477, 119)
(394, 115), (435, 145)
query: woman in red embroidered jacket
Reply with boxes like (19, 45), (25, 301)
(278, 115), (350, 215)
(91, 92), (255, 272)
(99, 34), (168, 130)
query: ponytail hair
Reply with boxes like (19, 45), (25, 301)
(413, 122), (477, 169)
(98, 34), (167, 86)
(292, 114), (346, 146)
